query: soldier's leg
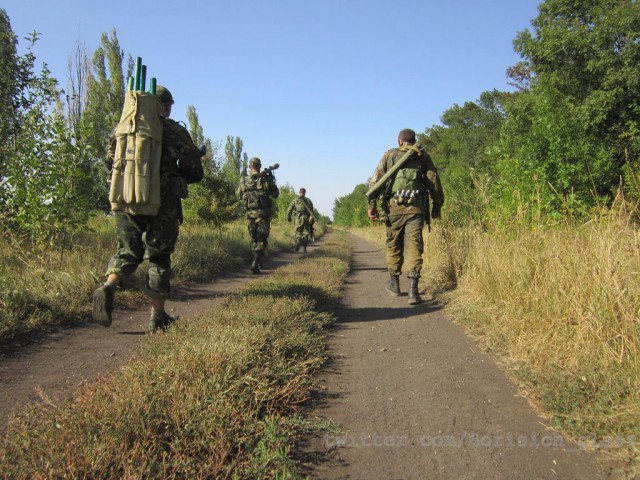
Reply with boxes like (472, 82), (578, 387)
(404, 214), (425, 305)
(94, 212), (146, 326)
(385, 214), (405, 276)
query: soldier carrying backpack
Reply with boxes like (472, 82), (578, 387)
(92, 85), (204, 332)
(367, 128), (444, 305)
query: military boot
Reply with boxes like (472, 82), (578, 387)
(250, 251), (262, 274)
(408, 277), (422, 305)
(92, 284), (115, 327)
(302, 238), (308, 253)
(385, 274), (401, 297)
(148, 310), (178, 333)
(294, 238), (301, 252)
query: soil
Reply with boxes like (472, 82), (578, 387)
(0, 232), (618, 479)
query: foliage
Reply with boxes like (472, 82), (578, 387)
(223, 134), (248, 188)
(273, 183), (296, 223)
(0, 22), (94, 245)
(420, 90), (509, 226)
(493, 0), (640, 220)
(332, 183), (369, 227)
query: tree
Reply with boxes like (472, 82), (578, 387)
(82, 29), (128, 211)
(511, 0), (640, 202)
(0, 21), (93, 245)
(0, 8), (18, 160)
(222, 135), (247, 188)
(332, 184), (370, 227)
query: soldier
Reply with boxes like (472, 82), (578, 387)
(92, 85), (204, 332)
(367, 128), (444, 305)
(237, 157), (280, 274)
(287, 188), (315, 252)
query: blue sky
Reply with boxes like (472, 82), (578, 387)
(4, 0), (541, 218)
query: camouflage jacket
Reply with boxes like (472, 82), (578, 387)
(287, 196), (314, 219)
(237, 172), (279, 219)
(368, 142), (444, 218)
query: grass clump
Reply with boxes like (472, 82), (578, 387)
(0, 234), (349, 479)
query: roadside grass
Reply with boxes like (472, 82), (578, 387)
(0, 232), (349, 479)
(0, 216), (306, 345)
(348, 210), (640, 476)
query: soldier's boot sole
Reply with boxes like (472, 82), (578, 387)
(92, 285), (114, 327)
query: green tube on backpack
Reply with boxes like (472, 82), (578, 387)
(127, 76), (134, 91)
(139, 65), (147, 92)
(149, 77), (157, 95)
(134, 57), (142, 91)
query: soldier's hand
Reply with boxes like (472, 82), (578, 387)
(431, 204), (441, 220)
(368, 207), (379, 222)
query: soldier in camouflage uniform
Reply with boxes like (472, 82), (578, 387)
(92, 86), (204, 331)
(367, 128), (444, 305)
(237, 157), (280, 274)
(287, 188), (315, 253)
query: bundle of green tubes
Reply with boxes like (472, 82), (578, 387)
(127, 56), (157, 95)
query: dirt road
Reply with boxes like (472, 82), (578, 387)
(0, 232), (615, 479)
(298, 233), (612, 479)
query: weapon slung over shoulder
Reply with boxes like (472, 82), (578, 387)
(365, 145), (422, 201)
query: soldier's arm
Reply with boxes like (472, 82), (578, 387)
(104, 127), (117, 174)
(168, 120), (204, 184)
(421, 154), (444, 205)
(368, 153), (389, 209)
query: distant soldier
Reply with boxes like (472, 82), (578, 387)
(92, 85), (204, 331)
(237, 157), (280, 273)
(367, 128), (444, 305)
(287, 188), (315, 252)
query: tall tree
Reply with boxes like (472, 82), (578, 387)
(222, 135), (247, 187)
(82, 29), (128, 211)
(0, 8), (18, 157)
(510, 0), (640, 201)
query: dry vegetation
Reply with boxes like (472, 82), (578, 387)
(349, 207), (640, 476)
(0, 232), (349, 479)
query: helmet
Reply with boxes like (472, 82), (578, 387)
(155, 85), (174, 105)
(249, 157), (261, 168)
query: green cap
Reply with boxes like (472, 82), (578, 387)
(155, 85), (174, 105)
(249, 157), (261, 168)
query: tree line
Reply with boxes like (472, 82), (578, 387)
(0, 12), (310, 247)
(333, 0), (640, 228)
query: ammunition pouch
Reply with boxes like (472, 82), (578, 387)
(172, 176), (189, 199)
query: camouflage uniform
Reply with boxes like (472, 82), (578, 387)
(237, 158), (279, 272)
(104, 116), (203, 299)
(368, 136), (444, 303)
(287, 195), (315, 251)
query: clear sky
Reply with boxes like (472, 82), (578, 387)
(4, 0), (541, 218)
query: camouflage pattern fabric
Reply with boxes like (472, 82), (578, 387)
(368, 142), (444, 280)
(237, 173), (279, 252)
(385, 213), (424, 278)
(287, 196), (314, 242)
(104, 116), (203, 298)
(246, 217), (272, 252)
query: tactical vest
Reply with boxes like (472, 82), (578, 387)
(292, 197), (312, 216)
(109, 91), (163, 216)
(386, 148), (426, 212)
(241, 174), (273, 215)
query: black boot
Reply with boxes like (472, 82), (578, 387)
(385, 274), (401, 297)
(408, 277), (422, 305)
(250, 251), (262, 274)
(294, 238), (301, 252)
(92, 284), (115, 326)
(148, 310), (178, 333)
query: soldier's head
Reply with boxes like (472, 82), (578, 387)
(299, 188), (306, 197)
(249, 157), (262, 172)
(398, 128), (416, 145)
(155, 85), (174, 117)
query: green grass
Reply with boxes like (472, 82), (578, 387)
(0, 232), (349, 479)
(0, 216), (312, 345)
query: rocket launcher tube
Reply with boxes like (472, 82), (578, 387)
(139, 65), (147, 92)
(134, 57), (142, 91)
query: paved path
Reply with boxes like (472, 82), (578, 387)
(299, 233), (612, 480)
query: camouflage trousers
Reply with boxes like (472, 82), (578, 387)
(293, 215), (312, 242)
(247, 216), (271, 252)
(106, 209), (179, 299)
(385, 213), (425, 278)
